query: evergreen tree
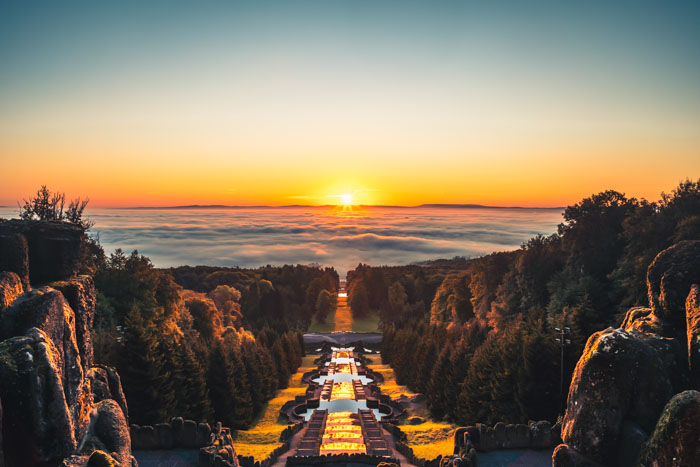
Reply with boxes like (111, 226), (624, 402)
(173, 342), (214, 421)
(427, 346), (452, 419)
(118, 305), (176, 424)
(207, 341), (238, 427)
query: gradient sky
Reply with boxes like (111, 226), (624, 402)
(1, 1), (699, 207)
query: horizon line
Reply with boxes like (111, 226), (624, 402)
(103, 203), (565, 210)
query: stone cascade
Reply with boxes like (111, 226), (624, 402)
(287, 347), (395, 465)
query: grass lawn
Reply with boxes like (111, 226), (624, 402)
(308, 309), (336, 333)
(351, 312), (380, 333)
(367, 355), (456, 461)
(233, 355), (318, 460)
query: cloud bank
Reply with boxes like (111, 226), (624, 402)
(0, 206), (563, 277)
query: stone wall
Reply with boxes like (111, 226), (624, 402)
(453, 420), (560, 456)
(130, 418), (216, 450)
(285, 453), (401, 466)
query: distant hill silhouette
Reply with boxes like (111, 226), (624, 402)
(121, 203), (564, 210)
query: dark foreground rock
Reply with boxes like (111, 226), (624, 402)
(0, 269), (133, 465)
(0, 219), (84, 287)
(637, 390), (700, 467)
(0, 272), (23, 309)
(553, 241), (700, 467)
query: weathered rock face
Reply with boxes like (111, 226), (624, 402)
(89, 366), (129, 423)
(0, 287), (87, 421)
(0, 219), (83, 287)
(686, 285), (700, 388)
(0, 328), (80, 464)
(0, 231), (29, 290)
(554, 241), (700, 467)
(91, 400), (131, 466)
(0, 272), (23, 310)
(647, 240), (700, 330)
(637, 390), (700, 466)
(561, 328), (684, 462)
(51, 276), (95, 371)
(0, 262), (131, 466)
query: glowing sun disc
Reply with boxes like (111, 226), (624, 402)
(342, 193), (353, 205)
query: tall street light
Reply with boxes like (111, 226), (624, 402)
(555, 327), (571, 416)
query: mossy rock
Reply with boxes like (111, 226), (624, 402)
(87, 450), (121, 467)
(637, 390), (700, 466)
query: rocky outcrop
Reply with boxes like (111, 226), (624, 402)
(92, 400), (131, 466)
(90, 366), (128, 423)
(553, 241), (700, 467)
(0, 223), (132, 467)
(0, 272), (23, 309)
(0, 231), (29, 290)
(637, 390), (700, 466)
(686, 285), (700, 388)
(0, 219), (84, 288)
(51, 276), (96, 371)
(647, 241), (700, 330)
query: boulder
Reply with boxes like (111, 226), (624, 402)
(560, 327), (684, 464)
(0, 329), (77, 464)
(647, 240), (700, 330)
(407, 416), (425, 425)
(686, 284), (700, 388)
(93, 399), (131, 466)
(86, 450), (120, 467)
(0, 272), (23, 309)
(0, 231), (29, 289)
(616, 421), (647, 467)
(551, 422), (562, 445)
(552, 444), (604, 467)
(637, 390), (700, 466)
(0, 287), (87, 412)
(90, 366), (128, 423)
(51, 276), (95, 369)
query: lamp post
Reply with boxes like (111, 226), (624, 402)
(555, 327), (571, 416)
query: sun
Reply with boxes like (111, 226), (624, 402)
(341, 193), (353, 205)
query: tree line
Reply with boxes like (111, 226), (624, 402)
(358, 180), (699, 425)
(93, 249), (307, 428)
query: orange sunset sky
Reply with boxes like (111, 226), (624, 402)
(1, 2), (699, 208)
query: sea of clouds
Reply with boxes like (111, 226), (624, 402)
(0, 206), (563, 276)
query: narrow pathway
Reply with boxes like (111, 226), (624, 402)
(334, 281), (352, 332)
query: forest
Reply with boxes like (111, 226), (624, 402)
(350, 179), (700, 425)
(88, 250), (338, 428)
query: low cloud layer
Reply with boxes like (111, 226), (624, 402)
(0, 206), (563, 276)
